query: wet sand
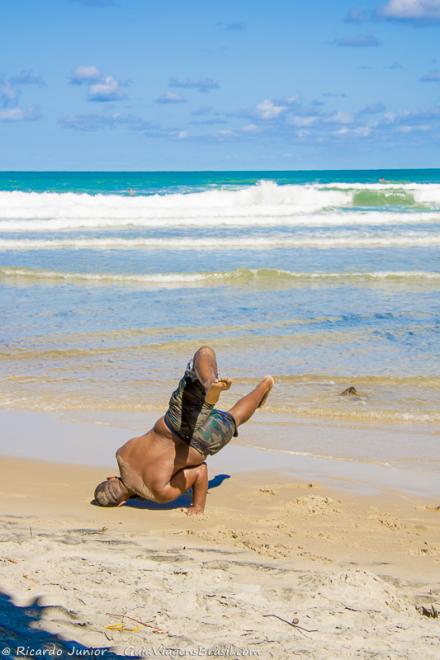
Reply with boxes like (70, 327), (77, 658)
(1, 412), (440, 657)
(1, 408), (440, 497)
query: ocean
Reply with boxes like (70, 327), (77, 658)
(1, 169), (439, 428)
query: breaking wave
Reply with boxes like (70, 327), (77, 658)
(1, 266), (439, 288)
(0, 181), (439, 231)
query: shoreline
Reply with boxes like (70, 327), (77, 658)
(1, 408), (440, 498)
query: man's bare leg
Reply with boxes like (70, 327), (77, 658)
(228, 376), (274, 427)
(193, 345), (218, 389)
(193, 345), (232, 405)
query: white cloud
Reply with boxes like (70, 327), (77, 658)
(0, 107), (39, 121)
(169, 77), (220, 93)
(191, 106), (213, 116)
(289, 115), (318, 127)
(257, 99), (285, 119)
(355, 125), (373, 136)
(0, 81), (19, 107)
(156, 91), (186, 104)
(10, 69), (46, 86)
(329, 111), (354, 124)
(59, 112), (154, 132)
(334, 125), (372, 137)
(88, 75), (124, 101)
(241, 123), (258, 132)
(70, 65), (102, 85)
(70, 66), (126, 102)
(176, 130), (189, 139)
(381, 0), (440, 20)
(358, 102), (386, 114)
(395, 123), (430, 132)
(0, 75), (41, 122)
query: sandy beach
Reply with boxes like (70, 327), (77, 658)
(1, 413), (440, 658)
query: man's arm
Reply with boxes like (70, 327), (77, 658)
(188, 462), (208, 516)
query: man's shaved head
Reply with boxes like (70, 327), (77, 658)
(94, 476), (131, 507)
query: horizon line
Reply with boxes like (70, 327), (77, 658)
(1, 167), (440, 174)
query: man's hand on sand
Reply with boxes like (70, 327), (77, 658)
(180, 506), (206, 518)
(205, 377), (232, 405)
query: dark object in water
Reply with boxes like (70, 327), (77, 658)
(339, 386), (359, 397)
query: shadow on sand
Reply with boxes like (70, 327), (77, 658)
(0, 591), (137, 657)
(124, 473), (231, 510)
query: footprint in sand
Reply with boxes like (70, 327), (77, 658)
(292, 495), (341, 515)
(410, 541), (440, 558)
(376, 517), (405, 531)
(193, 527), (291, 559)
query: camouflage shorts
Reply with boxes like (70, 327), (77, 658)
(164, 360), (238, 456)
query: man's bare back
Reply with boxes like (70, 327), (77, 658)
(115, 416), (210, 515)
(94, 346), (274, 514)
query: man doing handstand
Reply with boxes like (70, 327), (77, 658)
(93, 346), (274, 515)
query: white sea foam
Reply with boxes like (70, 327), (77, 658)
(0, 210), (439, 232)
(0, 182), (351, 221)
(0, 181), (439, 231)
(0, 234), (439, 250)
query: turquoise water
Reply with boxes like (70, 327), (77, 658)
(1, 169), (440, 194)
(0, 169), (439, 426)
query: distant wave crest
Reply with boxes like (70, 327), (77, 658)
(0, 234), (440, 250)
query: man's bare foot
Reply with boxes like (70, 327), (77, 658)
(205, 377), (232, 405)
(258, 375), (275, 408)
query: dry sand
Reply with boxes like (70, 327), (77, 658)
(1, 455), (440, 658)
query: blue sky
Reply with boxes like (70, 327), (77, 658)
(1, 0), (440, 170)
